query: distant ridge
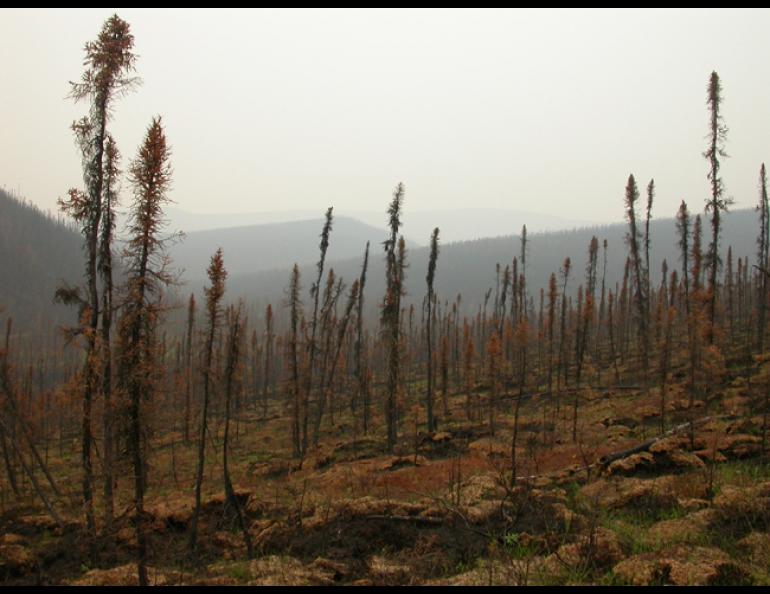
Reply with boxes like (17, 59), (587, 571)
(2, 184), (763, 331)
(0, 188), (82, 332)
(158, 206), (587, 244)
(211, 207), (763, 321)
(168, 216), (418, 281)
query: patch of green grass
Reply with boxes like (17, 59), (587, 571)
(221, 561), (251, 582)
(500, 532), (538, 560)
(599, 504), (690, 555)
(713, 458), (770, 489)
(601, 515), (656, 555)
(563, 481), (582, 509)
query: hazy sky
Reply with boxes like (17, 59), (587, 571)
(2, 8), (770, 225)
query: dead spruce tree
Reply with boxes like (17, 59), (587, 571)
(520, 225), (528, 320)
(184, 293), (196, 444)
(625, 174), (650, 396)
(556, 257), (572, 411)
(354, 242), (370, 433)
(312, 279), (360, 445)
(58, 13), (138, 553)
(425, 227), (440, 433)
(99, 135), (121, 541)
(546, 272), (557, 440)
(287, 264), (303, 458)
(573, 236), (598, 442)
(311, 269), (343, 440)
(222, 303), (253, 557)
(383, 184), (405, 452)
(116, 116), (174, 585)
(757, 164), (769, 351)
(676, 201), (692, 317)
(486, 331), (502, 436)
(304, 207), (333, 455)
(189, 248), (227, 556)
(644, 180), (654, 318)
(262, 303), (274, 418)
(658, 261), (675, 432)
(704, 71), (732, 344)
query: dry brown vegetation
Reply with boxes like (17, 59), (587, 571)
(2, 13), (770, 587)
(1, 349), (769, 585)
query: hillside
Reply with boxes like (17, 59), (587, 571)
(157, 206), (586, 244)
(0, 188), (82, 333)
(168, 216), (417, 281)
(1, 189), (761, 333)
(217, 206), (762, 321)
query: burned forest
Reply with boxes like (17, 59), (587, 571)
(1, 10), (770, 587)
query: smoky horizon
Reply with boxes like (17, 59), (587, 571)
(2, 8), (770, 236)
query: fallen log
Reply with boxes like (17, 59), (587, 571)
(597, 415), (726, 467)
(364, 514), (443, 526)
(507, 414), (732, 484)
(0, 414), (64, 528)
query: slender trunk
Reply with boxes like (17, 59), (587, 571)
(223, 307), (253, 557)
(184, 295), (195, 444)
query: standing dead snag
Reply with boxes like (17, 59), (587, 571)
(556, 258), (571, 417)
(511, 228), (531, 483)
(486, 332), (502, 436)
(757, 164), (769, 352)
(545, 272), (557, 441)
(573, 236), (598, 442)
(98, 135), (121, 535)
(704, 71), (732, 345)
(692, 214), (703, 295)
(354, 242), (370, 433)
(676, 201), (691, 317)
(382, 183), (405, 452)
(222, 303), (253, 557)
(287, 264), (303, 458)
(607, 290), (621, 384)
(117, 116), (174, 586)
(184, 293), (196, 444)
(644, 181), (654, 320)
(314, 269), (343, 434)
(595, 239), (608, 383)
(59, 13), (138, 556)
(658, 307), (675, 433)
(498, 265), (510, 339)
(305, 207), (334, 456)
(312, 280), (360, 445)
(520, 225), (528, 321)
(688, 214), (705, 448)
(440, 333), (450, 418)
(425, 228), (440, 433)
(100, 135), (120, 543)
(189, 248), (227, 556)
(262, 303), (274, 418)
(511, 317), (530, 485)
(462, 320), (476, 421)
(624, 175), (650, 399)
